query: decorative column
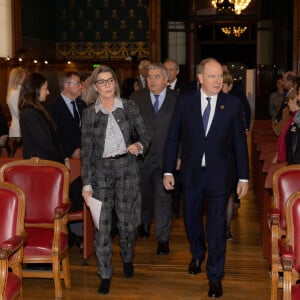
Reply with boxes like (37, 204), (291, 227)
(149, 0), (161, 62)
(0, 0), (12, 57)
(256, 20), (274, 66)
(187, 22), (196, 82)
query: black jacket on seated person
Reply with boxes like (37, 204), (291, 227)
(20, 107), (65, 163)
(287, 111), (300, 164)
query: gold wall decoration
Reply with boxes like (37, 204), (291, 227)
(56, 0), (149, 60)
(56, 41), (149, 60)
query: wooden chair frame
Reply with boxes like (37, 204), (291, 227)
(0, 182), (26, 300)
(0, 158), (71, 299)
(270, 164), (300, 300)
(280, 191), (300, 300)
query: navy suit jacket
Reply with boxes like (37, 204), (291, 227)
(130, 88), (177, 169)
(46, 96), (87, 158)
(163, 90), (249, 192)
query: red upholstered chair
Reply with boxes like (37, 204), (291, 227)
(0, 182), (26, 300)
(279, 191), (300, 300)
(270, 164), (300, 300)
(0, 157), (71, 299)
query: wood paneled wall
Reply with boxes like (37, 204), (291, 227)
(0, 60), (138, 119)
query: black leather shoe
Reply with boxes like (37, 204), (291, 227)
(123, 261), (134, 278)
(139, 224), (150, 238)
(98, 278), (111, 294)
(188, 258), (202, 274)
(157, 241), (169, 255)
(208, 281), (223, 298)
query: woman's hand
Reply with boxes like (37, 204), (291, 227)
(82, 190), (92, 206)
(64, 158), (70, 170)
(127, 143), (142, 156)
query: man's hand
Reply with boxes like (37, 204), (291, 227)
(236, 181), (249, 199)
(163, 174), (175, 190)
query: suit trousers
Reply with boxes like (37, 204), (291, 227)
(93, 155), (141, 279)
(183, 167), (229, 282)
(139, 156), (172, 241)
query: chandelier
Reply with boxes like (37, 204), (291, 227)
(221, 26), (248, 38)
(211, 0), (251, 15)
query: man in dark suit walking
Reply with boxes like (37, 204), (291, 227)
(47, 72), (87, 160)
(130, 63), (178, 255)
(163, 58), (249, 298)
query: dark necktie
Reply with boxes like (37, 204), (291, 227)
(202, 97), (211, 134)
(153, 94), (160, 114)
(71, 101), (80, 127)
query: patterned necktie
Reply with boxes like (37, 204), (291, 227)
(153, 94), (160, 114)
(202, 97), (211, 134)
(71, 101), (80, 127)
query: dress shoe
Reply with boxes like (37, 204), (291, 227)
(123, 261), (134, 278)
(188, 258), (202, 274)
(139, 224), (150, 238)
(98, 278), (111, 295)
(208, 281), (223, 298)
(157, 241), (169, 255)
(226, 228), (234, 242)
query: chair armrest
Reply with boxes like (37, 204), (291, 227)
(281, 243), (295, 271)
(0, 236), (24, 259)
(69, 210), (83, 222)
(54, 203), (71, 219)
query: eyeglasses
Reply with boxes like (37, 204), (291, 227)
(94, 77), (115, 86)
(66, 81), (81, 86)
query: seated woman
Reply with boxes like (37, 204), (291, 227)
(286, 85), (300, 164)
(274, 88), (300, 163)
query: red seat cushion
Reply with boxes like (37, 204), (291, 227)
(292, 284), (300, 299)
(24, 228), (68, 256)
(5, 272), (21, 300)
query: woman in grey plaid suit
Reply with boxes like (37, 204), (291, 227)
(81, 65), (150, 295)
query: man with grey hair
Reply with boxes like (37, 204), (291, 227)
(130, 63), (178, 254)
(136, 59), (151, 89)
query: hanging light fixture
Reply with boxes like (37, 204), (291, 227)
(221, 26), (248, 38)
(211, 0), (252, 15)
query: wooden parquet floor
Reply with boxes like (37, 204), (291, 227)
(22, 182), (271, 300)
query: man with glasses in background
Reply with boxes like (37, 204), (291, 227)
(47, 71), (87, 160)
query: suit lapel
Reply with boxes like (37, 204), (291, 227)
(207, 94), (225, 136)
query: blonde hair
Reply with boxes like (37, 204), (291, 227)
(86, 65), (120, 105)
(7, 67), (27, 92)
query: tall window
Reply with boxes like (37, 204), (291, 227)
(168, 21), (186, 64)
